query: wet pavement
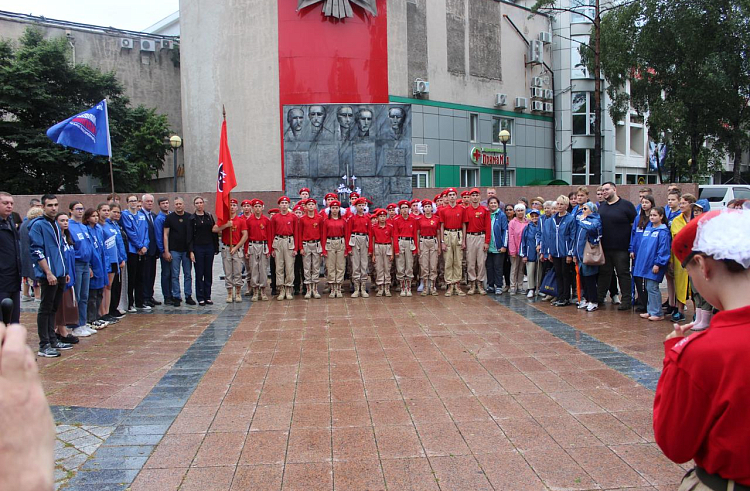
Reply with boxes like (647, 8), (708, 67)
(20, 266), (691, 490)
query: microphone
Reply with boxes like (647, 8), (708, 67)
(1, 298), (13, 326)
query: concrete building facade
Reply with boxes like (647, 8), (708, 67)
(179, 0), (557, 197)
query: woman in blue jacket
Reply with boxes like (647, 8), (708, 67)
(573, 202), (603, 312)
(541, 195), (576, 306)
(98, 203), (123, 324)
(519, 209), (541, 298)
(85, 208), (108, 329)
(629, 195), (655, 313)
(107, 204), (128, 320)
(633, 207), (671, 321)
(485, 197), (508, 295)
(68, 201), (94, 331)
(54, 213), (84, 341)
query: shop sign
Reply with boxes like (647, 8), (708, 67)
(470, 147), (510, 167)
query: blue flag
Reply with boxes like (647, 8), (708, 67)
(46, 99), (112, 157)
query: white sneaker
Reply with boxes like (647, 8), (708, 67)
(612, 294), (622, 305)
(71, 327), (91, 337)
(526, 289), (535, 298)
(417, 281), (424, 293)
(577, 301), (589, 310)
(587, 303), (599, 312)
(84, 325), (97, 335)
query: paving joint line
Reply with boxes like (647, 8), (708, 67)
(60, 301), (251, 491)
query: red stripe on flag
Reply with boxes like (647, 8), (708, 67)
(216, 119), (237, 224)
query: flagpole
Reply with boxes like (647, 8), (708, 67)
(104, 99), (115, 194)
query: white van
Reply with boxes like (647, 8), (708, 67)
(699, 185), (750, 210)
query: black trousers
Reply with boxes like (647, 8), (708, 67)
(293, 254), (303, 293)
(583, 273), (598, 304)
(127, 253), (142, 308)
(142, 254), (157, 301)
(193, 244), (214, 302)
(269, 256), (277, 293)
(597, 250), (632, 305)
(0, 290), (20, 324)
(485, 252), (505, 290)
(108, 268), (122, 316)
(503, 253), (511, 288)
(552, 256), (572, 302)
(634, 276), (646, 309)
(37, 277), (65, 348)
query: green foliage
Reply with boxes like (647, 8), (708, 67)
(0, 27), (171, 194)
(597, 0), (750, 180)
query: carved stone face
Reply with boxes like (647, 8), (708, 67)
(309, 106), (325, 128)
(337, 106), (354, 130)
(357, 110), (373, 135)
(287, 108), (304, 133)
(388, 107), (405, 133)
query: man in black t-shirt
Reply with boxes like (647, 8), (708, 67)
(597, 182), (637, 309)
(163, 197), (195, 306)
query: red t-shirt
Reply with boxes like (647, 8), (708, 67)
(245, 214), (270, 242)
(463, 204), (491, 243)
(298, 213), (324, 250)
(268, 212), (298, 252)
(221, 215), (248, 246)
(653, 305), (750, 485)
(417, 215), (442, 237)
(392, 215), (419, 254)
(322, 216), (346, 255)
(439, 204), (465, 230)
(369, 223), (399, 255)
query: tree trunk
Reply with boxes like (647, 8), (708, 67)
(593, 0), (603, 184)
(733, 151), (742, 183)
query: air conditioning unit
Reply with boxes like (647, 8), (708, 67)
(120, 38), (133, 49)
(544, 89), (554, 100)
(531, 76), (543, 87)
(161, 40), (173, 50)
(544, 102), (554, 113)
(527, 40), (543, 65)
(532, 101), (544, 112)
(413, 79), (430, 96)
(531, 87), (545, 99)
(140, 39), (156, 52)
(539, 31), (552, 44)
(495, 93), (507, 107)
(515, 97), (528, 110)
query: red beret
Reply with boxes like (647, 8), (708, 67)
(305, 198), (317, 205)
(292, 205), (303, 211)
(445, 188), (457, 195)
(386, 203), (396, 210)
(325, 193), (337, 200)
(398, 200), (410, 208)
(329, 200), (341, 207)
(469, 187), (481, 195)
(354, 197), (367, 206)
(278, 196), (291, 204)
(229, 198), (238, 205)
(421, 200), (433, 207)
(350, 192), (360, 198)
(374, 209), (387, 217)
(268, 208), (280, 214)
(672, 210), (721, 267)
(460, 190), (469, 197)
(299, 187), (310, 194)
(410, 199), (420, 205)
(434, 194), (442, 202)
(241, 199), (252, 206)
(252, 199), (264, 206)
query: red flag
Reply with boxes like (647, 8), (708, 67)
(216, 119), (237, 224)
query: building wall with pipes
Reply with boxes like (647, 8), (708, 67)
(0, 12), (183, 193)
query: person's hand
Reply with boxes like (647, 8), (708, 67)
(500, 247), (507, 253)
(483, 243), (489, 252)
(461, 242), (466, 250)
(139, 247), (147, 255)
(0, 324), (55, 491)
(119, 261), (126, 270)
(321, 252), (327, 257)
(301, 250), (307, 257)
(523, 258), (528, 264)
(230, 246), (238, 255)
(652, 265), (659, 274)
(566, 256), (572, 264)
(45, 272), (56, 285)
(89, 268), (94, 278)
(665, 321), (693, 341)
(189, 253), (195, 263)
(388, 255), (394, 261)
(163, 251), (172, 261)
(573, 257), (578, 264)
(630, 252), (635, 260)
(65, 275), (70, 284)
(292, 250), (297, 257)
(442, 243), (447, 252)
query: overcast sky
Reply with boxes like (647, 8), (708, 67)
(0, 0), (179, 32)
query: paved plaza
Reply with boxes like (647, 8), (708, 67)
(22, 266), (690, 490)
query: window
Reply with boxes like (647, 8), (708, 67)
(461, 168), (479, 187)
(572, 92), (595, 136)
(571, 35), (591, 79)
(491, 117), (514, 145)
(492, 169), (514, 187)
(470, 114), (478, 142)
(615, 173), (623, 185)
(571, 0), (595, 24)
(572, 148), (601, 185)
(412, 170), (430, 188)
(733, 187), (750, 199)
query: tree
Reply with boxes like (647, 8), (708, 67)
(0, 28), (171, 195)
(597, 0), (750, 182)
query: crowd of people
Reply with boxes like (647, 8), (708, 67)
(1, 185), (748, 358)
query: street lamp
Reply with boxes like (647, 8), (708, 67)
(170, 135), (182, 192)
(498, 129), (511, 186)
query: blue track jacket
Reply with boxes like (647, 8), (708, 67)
(541, 212), (576, 258)
(573, 213), (602, 261)
(68, 219), (93, 263)
(88, 224), (108, 289)
(489, 210), (508, 253)
(633, 223), (671, 282)
(121, 209), (149, 254)
(519, 220), (540, 262)
(28, 216), (67, 279)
